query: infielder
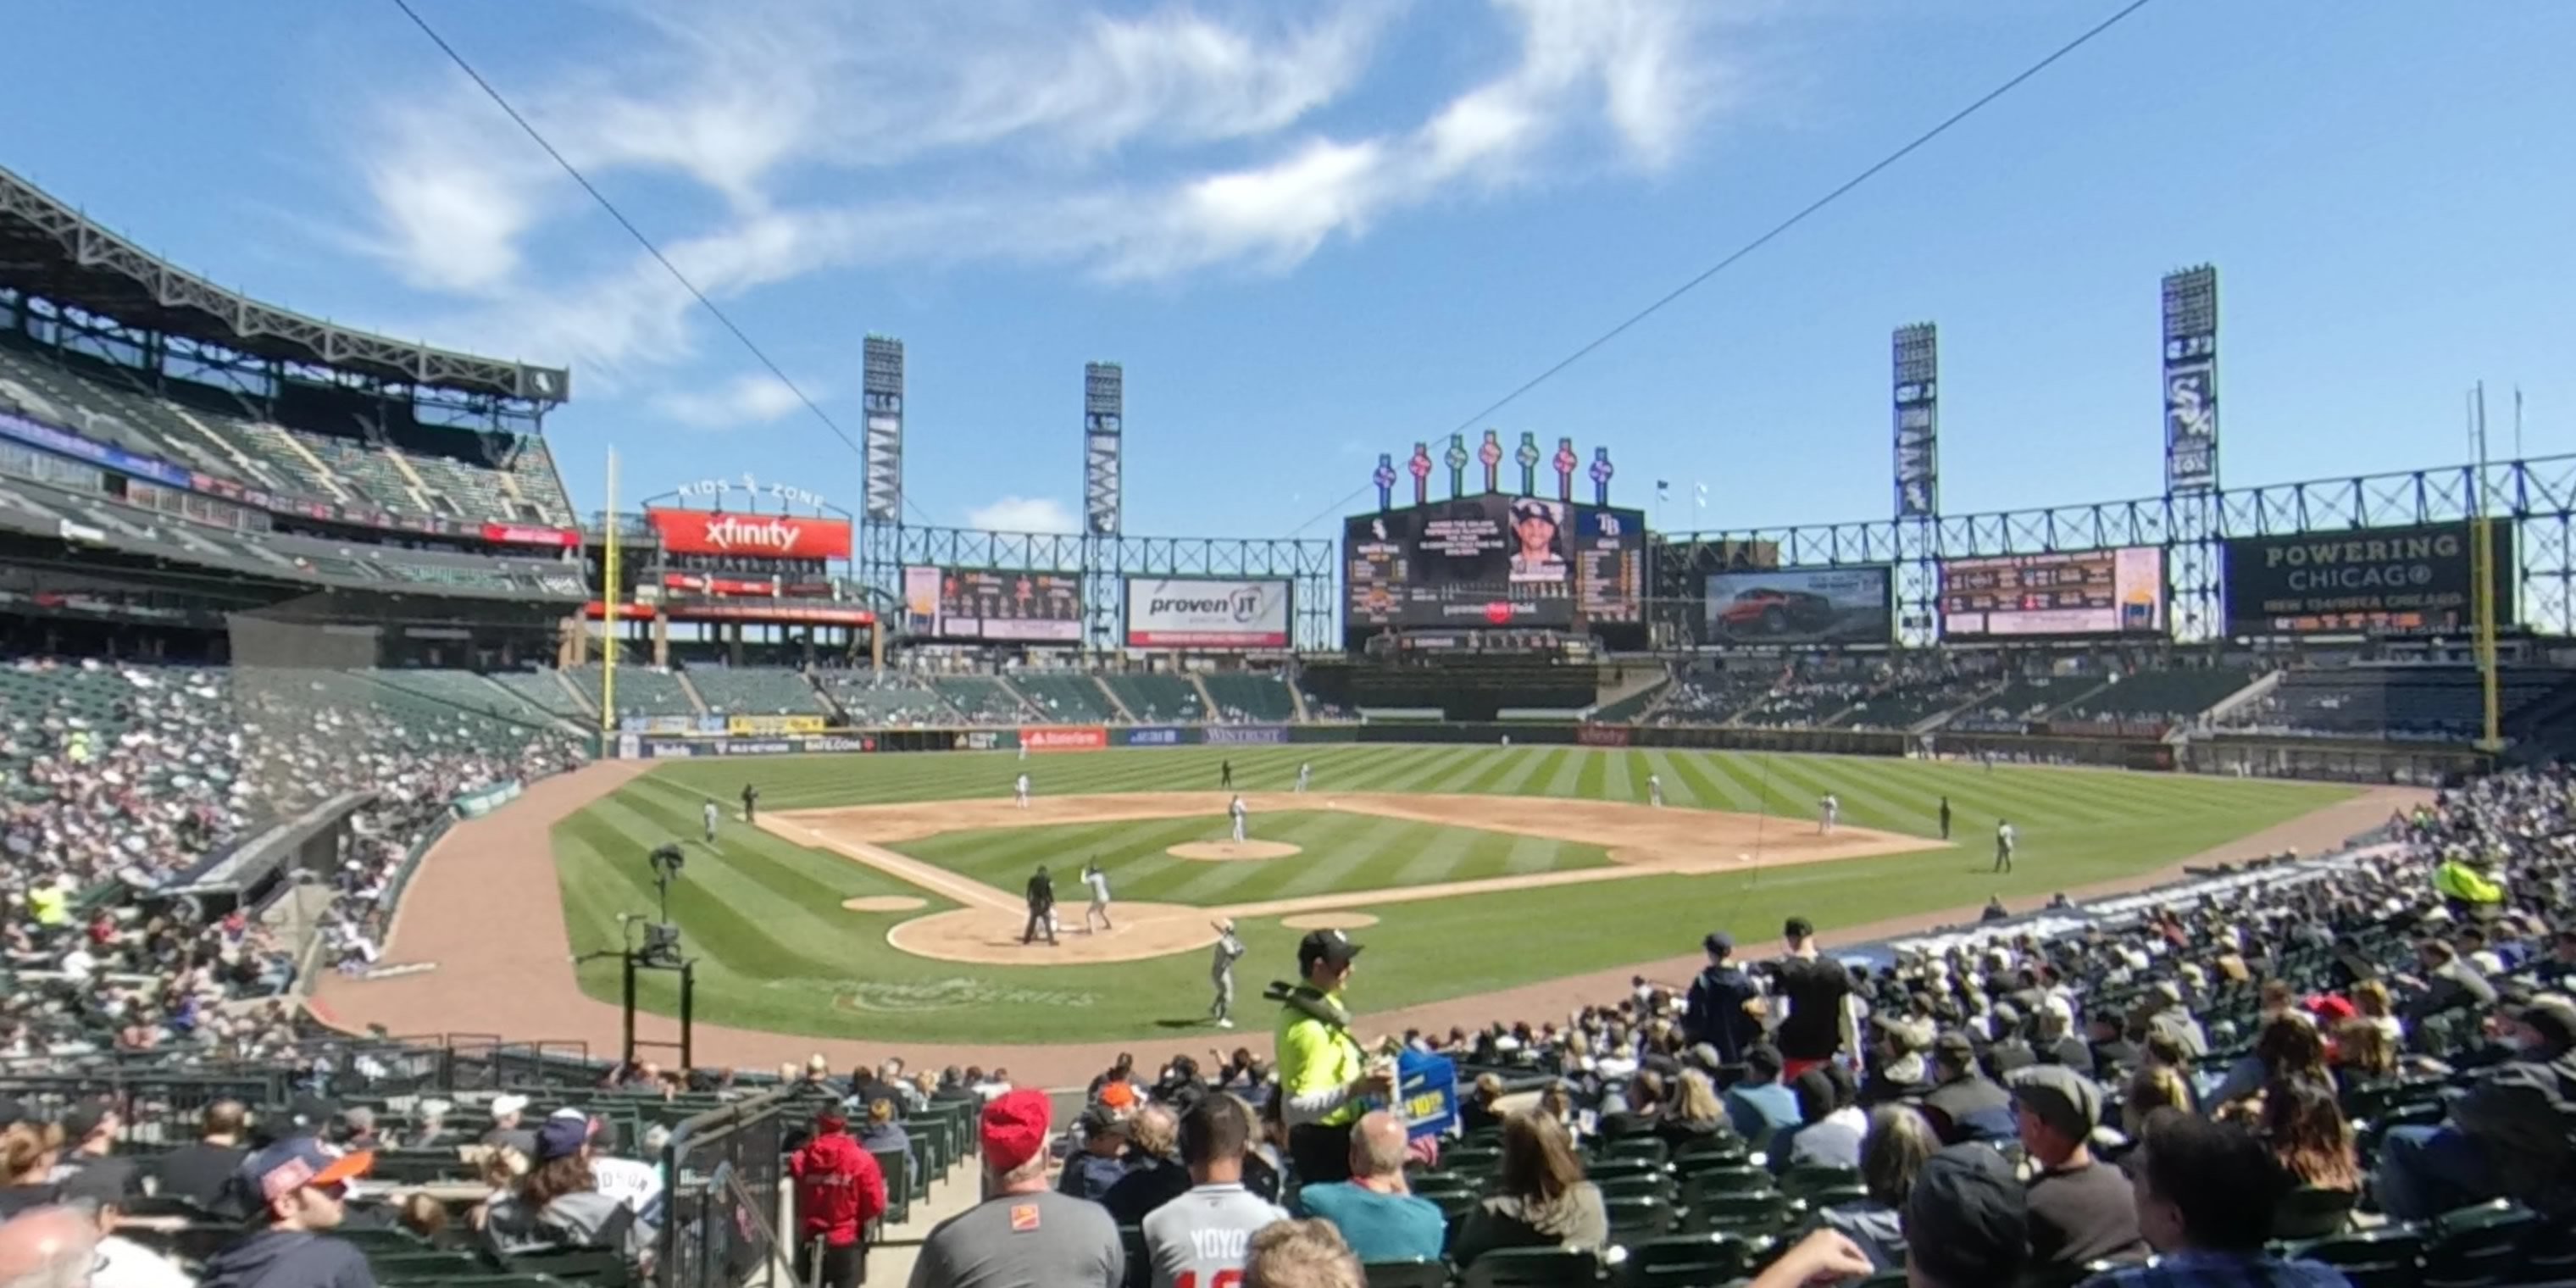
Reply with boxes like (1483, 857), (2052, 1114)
(1818, 793), (1840, 835)
(1994, 819), (2017, 873)
(1209, 919), (1245, 1029)
(1081, 860), (1113, 933)
(1229, 794), (1248, 844)
(1013, 772), (1031, 808)
(1646, 773), (1663, 808)
(1018, 740), (1028, 762)
(1296, 762), (1313, 793)
(702, 799), (719, 845)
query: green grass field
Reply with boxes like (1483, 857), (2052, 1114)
(551, 745), (2353, 1042)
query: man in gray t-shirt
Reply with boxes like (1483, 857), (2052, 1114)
(912, 1089), (1123, 1288)
(1144, 1093), (1287, 1288)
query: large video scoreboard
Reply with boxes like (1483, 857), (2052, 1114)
(901, 567), (1083, 642)
(1344, 497), (1646, 647)
(1940, 547), (2166, 637)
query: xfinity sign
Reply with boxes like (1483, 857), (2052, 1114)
(1124, 577), (1291, 649)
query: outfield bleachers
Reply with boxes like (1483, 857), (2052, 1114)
(686, 667), (828, 715)
(934, 675), (1031, 724)
(1102, 674), (1207, 723)
(491, 669), (591, 721)
(1203, 672), (1296, 722)
(1012, 673), (1113, 722)
(366, 669), (575, 730)
(565, 663), (696, 719)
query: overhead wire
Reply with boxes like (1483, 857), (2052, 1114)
(383, 0), (941, 529)
(1277, 0), (2158, 539)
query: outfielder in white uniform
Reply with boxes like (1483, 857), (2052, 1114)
(1013, 773), (1031, 808)
(1209, 919), (1245, 1028)
(1082, 861), (1113, 933)
(1229, 795), (1248, 844)
(1296, 763), (1312, 793)
(1819, 793), (1840, 834)
(1646, 774), (1663, 808)
(702, 800), (720, 844)
(1018, 741), (1028, 762)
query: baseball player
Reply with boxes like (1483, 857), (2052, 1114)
(702, 799), (719, 845)
(1296, 762), (1312, 793)
(1022, 866), (1057, 946)
(1209, 919), (1245, 1029)
(1013, 772), (1031, 808)
(1219, 759), (1235, 790)
(1229, 794), (1249, 844)
(1994, 819), (2017, 873)
(1818, 793), (1840, 835)
(1018, 739), (1028, 762)
(1646, 773), (1663, 808)
(1081, 860), (1113, 933)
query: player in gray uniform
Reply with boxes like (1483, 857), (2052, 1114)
(1208, 919), (1245, 1030)
(1142, 1095), (1288, 1288)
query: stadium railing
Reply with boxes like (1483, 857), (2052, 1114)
(658, 1086), (796, 1288)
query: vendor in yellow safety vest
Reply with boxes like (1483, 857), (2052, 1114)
(1271, 929), (1395, 1185)
(2433, 848), (2507, 919)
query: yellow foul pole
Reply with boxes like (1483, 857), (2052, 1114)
(2473, 386), (2501, 752)
(601, 448), (621, 736)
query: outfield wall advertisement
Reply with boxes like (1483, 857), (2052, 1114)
(1204, 725), (1291, 746)
(1703, 566), (1892, 644)
(2222, 520), (2514, 636)
(1022, 725), (1108, 752)
(1124, 578), (1292, 649)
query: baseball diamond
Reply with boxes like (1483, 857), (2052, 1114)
(312, 743), (2364, 1063)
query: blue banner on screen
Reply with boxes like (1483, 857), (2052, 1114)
(1703, 565), (1892, 644)
(1204, 725), (1289, 746)
(1122, 727), (1184, 747)
(1398, 1051), (1458, 1140)
(0, 408), (194, 488)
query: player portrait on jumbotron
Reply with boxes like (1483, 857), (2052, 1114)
(1508, 498), (1568, 583)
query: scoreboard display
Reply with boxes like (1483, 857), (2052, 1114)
(902, 567), (1083, 642)
(1940, 547), (2166, 637)
(1344, 497), (1645, 647)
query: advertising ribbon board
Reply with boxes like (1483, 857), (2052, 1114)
(727, 714), (827, 735)
(1203, 725), (1290, 746)
(1021, 726), (1108, 752)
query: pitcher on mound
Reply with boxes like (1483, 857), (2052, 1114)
(1229, 794), (1249, 845)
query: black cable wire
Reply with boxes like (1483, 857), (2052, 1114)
(383, 0), (941, 529)
(1278, 0), (2157, 539)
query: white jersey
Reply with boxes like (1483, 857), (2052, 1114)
(1229, 797), (1246, 819)
(1085, 869), (1111, 903)
(702, 802), (719, 831)
(1211, 931), (1244, 980)
(1998, 824), (2016, 849)
(1015, 774), (1031, 795)
(1143, 1184), (1289, 1288)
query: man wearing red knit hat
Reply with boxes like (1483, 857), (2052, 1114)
(908, 1090), (1124, 1288)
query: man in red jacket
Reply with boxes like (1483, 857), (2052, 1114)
(791, 1104), (888, 1288)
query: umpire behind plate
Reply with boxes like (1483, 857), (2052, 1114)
(1268, 929), (1395, 1185)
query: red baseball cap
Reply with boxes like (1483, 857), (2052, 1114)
(981, 1089), (1052, 1174)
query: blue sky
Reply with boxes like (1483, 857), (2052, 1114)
(2, 1), (2570, 542)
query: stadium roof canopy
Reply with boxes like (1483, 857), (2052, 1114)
(0, 165), (569, 406)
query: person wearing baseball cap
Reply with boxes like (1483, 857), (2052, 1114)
(482, 1114), (656, 1263)
(1272, 929), (1392, 1186)
(198, 1139), (375, 1288)
(2012, 1065), (2145, 1272)
(908, 1090), (1122, 1288)
(1684, 931), (1760, 1065)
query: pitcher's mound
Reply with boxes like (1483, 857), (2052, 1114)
(1281, 911), (1379, 930)
(1169, 841), (1302, 862)
(841, 896), (928, 913)
(887, 902), (1220, 964)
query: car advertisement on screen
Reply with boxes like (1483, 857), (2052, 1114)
(1124, 578), (1292, 649)
(1702, 566), (1893, 644)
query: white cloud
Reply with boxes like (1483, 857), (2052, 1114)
(964, 496), (1080, 534)
(655, 373), (812, 429)
(347, 0), (1736, 374)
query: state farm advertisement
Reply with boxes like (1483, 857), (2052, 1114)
(1020, 725), (1108, 752)
(1124, 577), (1292, 649)
(646, 508), (852, 560)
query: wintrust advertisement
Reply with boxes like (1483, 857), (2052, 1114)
(1124, 578), (1292, 649)
(645, 508), (852, 560)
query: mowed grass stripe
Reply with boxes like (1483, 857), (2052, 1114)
(555, 807), (845, 980)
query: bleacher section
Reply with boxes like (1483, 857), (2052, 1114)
(1203, 672), (1297, 722)
(1102, 674), (1207, 724)
(0, 333), (576, 528)
(818, 673), (958, 726)
(366, 669), (575, 730)
(491, 669), (591, 721)
(2057, 665), (2259, 724)
(1012, 673), (1113, 723)
(686, 667), (828, 715)
(564, 663), (695, 719)
(933, 675), (1031, 724)
(1945, 673), (2102, 730)
(2225, 664), (2576, 742)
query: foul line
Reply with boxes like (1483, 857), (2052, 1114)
(758, 817), (1024, 913)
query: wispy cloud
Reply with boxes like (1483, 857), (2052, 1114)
(964, 496), (1080, 534)
(346, 0), (1738, 385)
(654, 373), (812, 429)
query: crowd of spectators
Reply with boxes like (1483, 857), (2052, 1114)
(0, 657), (584, 1068)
